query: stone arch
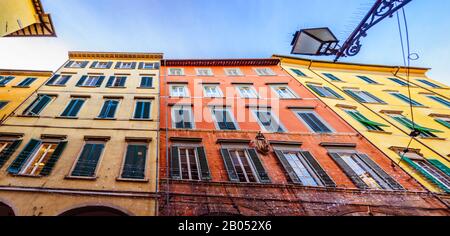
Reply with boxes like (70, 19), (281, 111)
(59, 205), (130, 216)
(0, 202), (15, 216)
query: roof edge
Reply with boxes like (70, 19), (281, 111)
(68, 51), (164, 60)
(0, 68), (53, 77)
(161, 58), (280, 66)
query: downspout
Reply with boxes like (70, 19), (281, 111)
(154, 58), (162, 216)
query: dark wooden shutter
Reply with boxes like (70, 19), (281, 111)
(307, 84), (325, 97)
(247, 149), (271, 183)
(46, 75), (60, 85)
(81, 61), (89, 68)
(115, 62), (122, 69)
(344, 90), (364, 102)
(106, 62), (113, 69)
(106, 76), (115, 87)
(90, 61), (98, 68)
(71, 144), (103, 177)
(8, 139), (41, 174)
(130, 62), (137, 69)
(324, 87), (344, 99)
(301, 151), (336, 188)
(196, 147), (211, 181)
(40, 141), (67, 176)
(138, 62), (144, 69)
(220, 149), (239, 182)
(356, 153), (404, 190)
(76, 76), (87, 87)
(274, 150), (301, 184)
(122, 145), (146, 179)
(170, 146), (181, 179)
(96, 76), (105, 87)
(119, 77), (127, 87)
(154, 63), (160, 69)
(30, 95), (51, 115)
(0, 140), (22, 168)
(64, 61), (74, 68)
(363, 91), (386, 104)
(329, 152), (369, 189)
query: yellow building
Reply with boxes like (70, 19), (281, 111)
(0, 52), (162, 216)
(0, 69), (51, 123)
(275, 55), (450, 195)
(0, 0), (56, 37)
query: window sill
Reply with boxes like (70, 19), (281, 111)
(106, 86), (127, 89)
(367, 130), (393, 135)
(56, 116), (79, 120)
(16, 115), (39, 118)
(10, 174), (43, 178)
(46, 84), (67, 87)
(169, 96), (191, 99)
(12, 86), (30, 88)
(94, 118), (117, 121)
(130, 118), (154, 121)
(116, 177), (149, 183)
(136, 87), (155, 89)
(419, 137), (446, 141)
(279, 98), (302, 101)
(65, 176), (98, 181)
(77, 85), (99, 88)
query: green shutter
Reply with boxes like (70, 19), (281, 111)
(428, 159), (450, 176)
(247, 149), (271, 183)
(40, 141), (67, 176)
(170, 146), (181, 179)
(435, 119), (450, 129)
(196, 147), (211, 181)
(0, 140), (22, 168)
(8, 139), (41, 174)
(357, 154), (404, 190)
(402, 157), (450, 193)
(301, 151), (336, 188)
(274, 150), (301, 184)
(220, 149), (239, 182)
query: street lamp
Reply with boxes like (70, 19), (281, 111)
(291, 28), (339, 56)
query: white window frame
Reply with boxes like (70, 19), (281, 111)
(119, 62), (133, 69)
(20, 142), (59, 176)
(83, 76), (101, 87)
(70, 61), (85, 68)
(251, 109), (286, 133)
(270, 85), (299, 99)
(170, 84), (189, 97)
(109, 76), (127, 87)
(293, 109), (335, 133)
(224, 68), (243, 76)
(95, 62), (110, 69)
(236, 85), (259, 98)
(195, 68), (214, 76)
(349, 90), (380, 103)
(210, 107), (240, 131)
(168, 68), (184, 76)
(254, 68), (276, 76)
(282, 151), (323, 187)
(142, 62), (155, 69)
(52, 75), (71, 86)
(177, 146), (201, 181)
(203, 85), (223, 98)
(228, 149), (260, 183)
(171, 106), (195, 129)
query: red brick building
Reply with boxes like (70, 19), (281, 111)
(158, 59), (449, 216)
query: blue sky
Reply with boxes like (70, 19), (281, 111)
(0, 0), (449, 84)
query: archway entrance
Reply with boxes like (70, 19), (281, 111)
(0, 202), (15, 216)
(59, 206), (128, 216)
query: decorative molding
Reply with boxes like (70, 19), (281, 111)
(170, 137), (203, 143)
(320, 142), (357, 148)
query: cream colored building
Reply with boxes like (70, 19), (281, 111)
(0, 52), (162, 216)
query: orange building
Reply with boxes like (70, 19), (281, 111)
(158, 59), (448, 216)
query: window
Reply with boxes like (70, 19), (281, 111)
(390, 92), (423, 106)
(389, 78), (409, 86)
(76, 75), (105, 87)
(330, 152), (403, 190)
(307, 84), (344, 99)
(139, 62), (159, 70)
(170, 84), (189, 97)
(23, 95), (53, 116)
(0, 140), (20, 168)
(236, 85), (258, 98)
(295, 110), (333, 133)
(271, 85), (297, 99)
(345, 109), (388, 131)
(70, 141), (105, 177)
(133, 100), (152, 120)
(253, 109), (285, 133)
(435, 118), (450, 129)
(220, 148), (270, 183)
(211, 108), (238, 131)
(116, 62), (136, 69)
(274, 150), (335, 187)
(91, 61), (112, 69)
(168, 68), (184, 76)
(106, 76), (127, 87)
(140, 77), (153, 88)
(427, 95), (450, 108)
(0, 101), (8, 110)
(414, 160), (450, 190)
(0, 76), (14, 86)
(344, 90), (386, 104)
(8, 139), (67, 177)
(255, 68), (275, 76)
(66, 61), (88, 68)
(390, 114), (442, 138)
(291, 69), (306, 77)
(121, 143), (148, 180)
(46, 75), (71, 86)
(356, 75), (379, 84)
(61, 98), (85, 117)
(16, 77), (37, 87)
(323, 73), (342, 81)
(172, 106), (194, 129)
(203, 85), (223, 98)
(98, 99), (120, 119)
(171, 146), (210, 181)
(224, 68), (243, 76)
(417, 79), (442, 88)
(196, 68), (213, 76)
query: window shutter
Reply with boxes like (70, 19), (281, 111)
(154, 63), (160, 69)
(170, 146), (181, 179)
(122, 145), (146, 179)
(428, 159), (450, 176)
(301, 151), (336, 188)
(76, 76), (87, 87)
(71, 144), (104, 177)
(46, 75), (60, 85)
(134, 101), (144, 118)
(131, 62), (137, 69)
(90, 61), (98, 68)
(220, 149), (239, 182)
(196, 147), (211, 180)
(119, 77), (127, 87)
(96, 76), (105, 87)
(363, 91), (386, 104)
(106, 101), (118, 118)
(247, 149), (271, 183)
(329, 152), (369, 189)
(64, 61), (74, 68)
(307, 85), (325, 97)
(224, 111), (237, 130)
(30, 95), (52, 115)
(115, 62), (122, 69)
(357, 153), (404, 190)
(40, 141), (67, 176)
(274, 150), (301, 184)
(138, 62), (144, 69)
(402, 157), (450, 193)
(0, 140), (22, 168)
(324, 87), (344, 99)
(81, 61), (89, 68)
(435, 119), (450, 129)
(344, 90), (364, 102)
(8, 139), (41, 174)
(104, 62), (112, 69)
(106, 76), (115, 87)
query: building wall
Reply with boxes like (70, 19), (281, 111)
(0, 0), (37, 36)
(0, 70), (51, 123)
(158, 60), (443, 216)
(276, 56), (450, 194)
(0, 52), (162, 216)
